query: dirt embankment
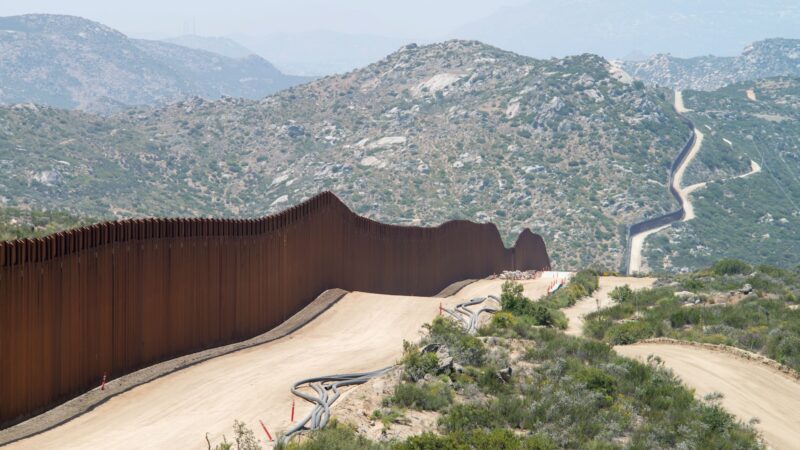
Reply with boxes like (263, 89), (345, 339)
(616, 341), (800, 449)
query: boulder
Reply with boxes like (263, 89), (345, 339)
(497, 366), (513, 383)
(420, 343), (454, 373)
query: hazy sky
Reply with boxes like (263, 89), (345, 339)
(1, 0), (526, 38)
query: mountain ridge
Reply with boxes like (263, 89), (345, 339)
(622, 38), (800, 90)
(0, 14), (311, 113)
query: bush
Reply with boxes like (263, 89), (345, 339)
(279, 420), (385, 450)
(400, 341), (439, 381)
(397, 429), (556, 450)
(609, 285), (633, 303)
(712, 259), (752, 276)
(606, 321), (653, 345)
(232, 420), (260, 450)
(574, 366), (617, 398)
(539, 270), (598, 309)
(391, 381), (453, 411)
(499, 281), (566, 329)
(490, 311), (517, 329)
(423, 317), (486, 366)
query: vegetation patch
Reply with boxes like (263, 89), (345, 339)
(284, 274), (761, 449)
(585, 260), (800, 370)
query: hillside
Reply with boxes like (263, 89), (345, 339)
(642, 78), (800, 271)
(622, 39), (800, 91)
(0, 40), (691, 269)
(0, 14), (310, 113)
(0, 205), (91, 242)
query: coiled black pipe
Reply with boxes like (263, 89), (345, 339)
(280, 296), (499, 443)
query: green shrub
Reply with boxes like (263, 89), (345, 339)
(279, 420), (385, 449)
(423, 317), (486, 366)
(396, 429), (556, 450)
(232, 420), (260, 450)
(609, 285), (633, 303)
(606, 321), (654, 345)
(490, 311), (517, 329)
(391, 381), (453, 411)
(499, 281), (566, 329)
(712, 259), (752, 276)
(400, 341), (439, 381)
(575, 366), (617, 398)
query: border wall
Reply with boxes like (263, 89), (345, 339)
(0, 191), (549, 427)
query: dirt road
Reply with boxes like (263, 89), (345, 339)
(627, 91), (704, 273)
(562, 276), (656, 336)
(6, 278), (552, 449)
(674, 89), (690, 113)
(616, 343), (800, 449)
(672, 127), (705, 221)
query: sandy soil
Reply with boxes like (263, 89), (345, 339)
(6, 277), (553, 449)
(741, 160), (762, 178)
(628, 224), (671, 274)
(616, 343), (800, 449)
(672, 128), (705, 221)
(746, 89), (758, 101)
(674, 89), (690, 113)
(562, 276), (656, 336)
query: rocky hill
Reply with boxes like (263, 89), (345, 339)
(0, 40), (690, 269)
(622, 39), (800, 91)
(642, 77), (800, 271)
(0, 14), (310, 113)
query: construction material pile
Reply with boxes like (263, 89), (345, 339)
(490, 270), (541, 280)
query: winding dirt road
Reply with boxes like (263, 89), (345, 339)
(616, 343), (800, 449)
(628, 90), (761, 273)
(628, 91), (704, 273)
(4, 278), (552, 449)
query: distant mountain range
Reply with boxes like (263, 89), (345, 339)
(452, 0), (800, 59)
(164, 31), (408, 76)
(231, 31), (410, 76)
(0, 14), (311, 113)
(621, 39), (800, 90)
(163, 34), (255, 59)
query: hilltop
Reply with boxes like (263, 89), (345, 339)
(622, 39), (800, 91)
(0, 14), (310, 113)
(0, 40), (691, 269)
